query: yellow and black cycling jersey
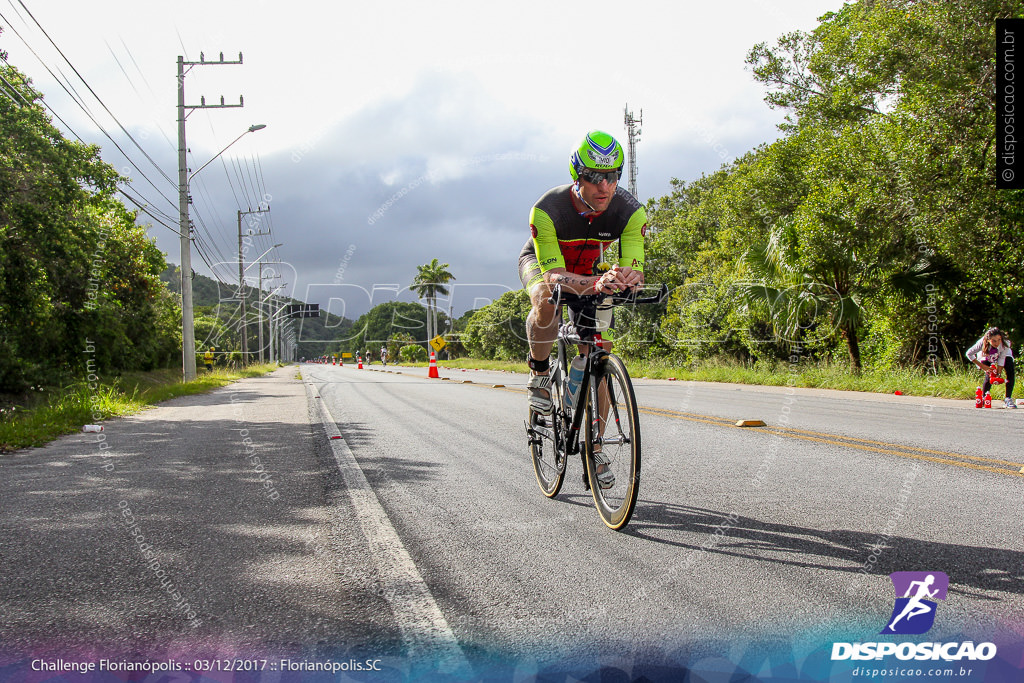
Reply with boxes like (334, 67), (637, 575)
(519, 184), (646, 289)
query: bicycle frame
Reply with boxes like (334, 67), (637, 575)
(554, 326), (609, 458)
(527, 282), (667, 528)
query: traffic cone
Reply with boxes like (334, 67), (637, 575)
(358, 355), (363, 370)
(428, 350), (440, 378)
(332, 356), (336, 365)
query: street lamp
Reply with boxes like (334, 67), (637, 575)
(188, 125), (266, 182)
(257, 283), (287, 364)
(242, 244), (282, 274)
(265, 284), (289, 363)
(178, 123), (266, 380)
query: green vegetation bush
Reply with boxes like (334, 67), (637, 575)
(463, 290), (530, 361)
(0, 54), (181, 393)
(399, 344), (427, 362)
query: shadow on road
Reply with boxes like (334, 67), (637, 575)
(0, 404), (401, 658)
(623, 501), (1024, 596)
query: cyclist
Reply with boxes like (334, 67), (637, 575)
(519, 130), (646, 487)
(380, 344), (388, 366)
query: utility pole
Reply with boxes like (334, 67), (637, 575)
(258, 262), (281, 363)
(178, 51), (245, 380)
(623, 103), (643, 200)
(238, 206), (271, 364)
(263, 285), (287, 364)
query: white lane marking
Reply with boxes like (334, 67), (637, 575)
(305, 375), (471, 676)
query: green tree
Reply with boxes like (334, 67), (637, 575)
(0, 54), (179, 389)
(399, 343), (427, 363)
(410, 258), (455, 346)
(463, 290), (530, 361)
(337, 301), (450, 358)
(747, 0), (1024, 356)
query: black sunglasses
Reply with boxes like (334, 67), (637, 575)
(578, 168), (622, 185)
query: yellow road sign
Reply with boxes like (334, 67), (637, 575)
(430, 335), (446, 352)
(342, 353), (353, 358)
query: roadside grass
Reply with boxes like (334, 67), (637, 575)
(387, 357), (984, 400)
(0, 363), (280, 454)
(626, 358), (983, 399)
(382, 358), (528, 373)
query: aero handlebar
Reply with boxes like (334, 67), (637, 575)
(547, 283), (668, 308)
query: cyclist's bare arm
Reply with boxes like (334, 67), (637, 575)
(543, 268), (600, 296)
(543, 266), (644, 297)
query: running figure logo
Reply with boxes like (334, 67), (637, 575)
(881, 571), (949, 635)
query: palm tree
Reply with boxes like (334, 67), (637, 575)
(740, 226), (866, 368)
(411, 259), (456, 348)
(740, 223), (939, 371)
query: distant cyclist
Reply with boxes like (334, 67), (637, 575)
(380, 345), (388, 366)
(519, 130), (646, 486)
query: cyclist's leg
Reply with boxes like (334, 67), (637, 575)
(528, 282), (558, 362)
(592, 300), (616, 457)
(591, 369), (616, 488)
(521, 247), (557, 413)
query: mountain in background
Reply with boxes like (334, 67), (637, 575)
(160, 266), (353, 358)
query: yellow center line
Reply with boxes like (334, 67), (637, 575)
(637, 406), (1024, 478)
(759, 430), (1023, 477)
(768, 425), (1024, 468)
(459, 377), (1024, 478)
(639, 405), (1023, 469)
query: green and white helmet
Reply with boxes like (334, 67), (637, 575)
(570, 130), (624, 181)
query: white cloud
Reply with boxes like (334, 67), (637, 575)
(0, 0), (844, 318)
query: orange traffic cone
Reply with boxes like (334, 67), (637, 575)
(357, 355), (363, 369)
(428, 350), (440, 378)
(332, 356), (336, 365)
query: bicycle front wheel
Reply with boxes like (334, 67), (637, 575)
(584, 354), (641, 529)
(529, 371), (566, 497)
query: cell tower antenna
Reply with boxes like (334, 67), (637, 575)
(624, 103), (643, 199)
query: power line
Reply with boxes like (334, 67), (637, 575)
(243, 155), (260, 207)
(217, 154), (245, 209)
(0, 71), (30, 106)
(189, 168), (237, 265)
(121, 37), (159, 101)
(117, 37), (177, 154)
(1, 52), (180, 239)
(253, 152), (276, 235)
(0, 8), (179, 214)
(231, 156), (258, 209)
(12, 0), (176, 188)
(117, 187), (180, 235)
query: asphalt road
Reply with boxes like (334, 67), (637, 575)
(303, 362), (1024, 675)
(1, 363), (1021, 681)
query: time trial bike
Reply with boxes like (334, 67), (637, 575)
(525, 283), (666, 530)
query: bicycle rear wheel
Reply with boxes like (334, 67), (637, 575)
(584, 354), (641, 529)
(529, 372), (566, 497)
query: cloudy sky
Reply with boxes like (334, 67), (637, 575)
(1, 0), (846, 319)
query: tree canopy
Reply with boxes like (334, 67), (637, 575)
(468, 0), (1023, 369)
(1, 53), (180, 391)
